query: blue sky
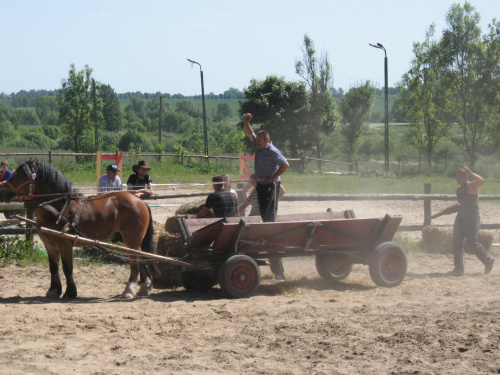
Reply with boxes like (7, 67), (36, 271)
(1, 0), (498, 96)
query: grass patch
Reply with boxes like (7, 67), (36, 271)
(0, 236), (47, 265)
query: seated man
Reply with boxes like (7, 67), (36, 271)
(198, 175), (238, 218)
(127, 160), (153, 198)
(97, 164), (123, 195)
(0, 160), (12, 188)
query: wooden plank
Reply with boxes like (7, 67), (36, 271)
(15, 216), (191, 266)
(183, 210), (354, 234)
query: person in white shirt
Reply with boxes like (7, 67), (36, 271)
(97, 164), (123, 195)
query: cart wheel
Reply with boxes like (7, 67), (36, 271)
(219, 255), (261, 298)
(316, 254), (353, 282)
(180, 269), (218, 292)
(369, 242), (407, 287)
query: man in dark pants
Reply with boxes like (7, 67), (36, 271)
(198, 175), (238, 218)
(431, 167), (494, 276)
(243, 113), (289, 281)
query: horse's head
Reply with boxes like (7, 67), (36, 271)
(0, 160), (37, 203)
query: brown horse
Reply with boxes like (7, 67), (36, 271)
(0, 159), (156, 299)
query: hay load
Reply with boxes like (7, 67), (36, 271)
(422, 226), (494, 254)
(153, 218), (187, 287)
(174, 199), (214, 218)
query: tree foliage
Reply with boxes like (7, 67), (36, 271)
(58, 64), (100, 156)
(239, 75), (309, 159)
(338, 81), (375, 163)
(396, 24), (449, 168)
(397, 2), (500, 169)
(295, 34), (337, 163)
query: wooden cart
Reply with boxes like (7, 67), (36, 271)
(176, 210), (406, 298)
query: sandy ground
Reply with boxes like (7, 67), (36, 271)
(1, 195), (499, 374)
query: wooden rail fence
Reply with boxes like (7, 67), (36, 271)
(2, 183), (500, 241)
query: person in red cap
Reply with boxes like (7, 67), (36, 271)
(126, 160), (153, 198)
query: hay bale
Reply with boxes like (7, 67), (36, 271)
(174, 199), (215, 218)
(422, 226), (494, 254)
(175, 200), (205, 216)
(165, 215), (182, 233)
(153, 220), (190, 288)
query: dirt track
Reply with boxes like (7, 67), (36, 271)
(1, 198), (499, 374)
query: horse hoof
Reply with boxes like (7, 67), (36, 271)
(121, 292), (135, 299)
(137, 284), (151, 297)
(46, 290), (61, 299)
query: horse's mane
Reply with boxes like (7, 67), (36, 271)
(18, 160), (73, 194)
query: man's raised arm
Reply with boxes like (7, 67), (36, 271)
(243, 113), (255, 142)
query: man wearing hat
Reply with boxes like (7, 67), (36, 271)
(97, 164), (123, 195)
(127, 160), (153, 198)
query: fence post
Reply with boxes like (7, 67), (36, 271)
(49, 151), (52, 164)
(423, 182), (432, 226)
(355, 160), (358, 175)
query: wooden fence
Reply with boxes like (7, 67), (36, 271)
(0, 151), (357, 174)
(3, 182), (499, 242)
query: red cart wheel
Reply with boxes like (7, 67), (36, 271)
(369, 242), (407, 287)
(316, 254), (353, 282)
(219, 255), (261, 298)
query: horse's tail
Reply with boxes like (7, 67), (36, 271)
(141, 204), (155, 254)
(141, 204), (160, 278)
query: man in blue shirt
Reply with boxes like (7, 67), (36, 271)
(97, 164), (123, 195)
(244, 113), (289, 281)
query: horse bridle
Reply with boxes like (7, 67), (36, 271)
(5, 165), (37, 199)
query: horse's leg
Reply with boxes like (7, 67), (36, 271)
(45, 248), (63, 299)
(121, 257), (140, 299)
(59, 243), (77, 299)
(137, 264), (153, 297)
(38, 233), (63, 299)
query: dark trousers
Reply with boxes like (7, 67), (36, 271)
(453, 216), (493, 271)
(256, 182), (284, 276)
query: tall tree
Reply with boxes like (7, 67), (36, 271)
(295, 34), (337, 166)
(58, 64), (98, 157)
(98, 84), (122, 132)
(338, 81), (375, 164)
(438, 2), (498, 168)
(396, 24), (449, 168)
(239, 75), (309, 160)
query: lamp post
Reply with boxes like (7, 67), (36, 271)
(369, 43), (389, 172)
(187, 58), (209, 157)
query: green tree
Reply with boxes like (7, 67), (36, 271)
(213, 102), (232, 122)
(438, 2), (499, 168)
(295, 34), (337, 166)
(396, 24), (449, 168)
(124, 97), (146, 123)
(58, 64), (96, 157)
(36, 96), (59, 125)
(338, 81), (375, 164)
(98, 84), (122, 132)
(239, 75), (309, 159)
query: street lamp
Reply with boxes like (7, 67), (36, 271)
(369, 42), (389, 172)
(187, 58), (209, 157)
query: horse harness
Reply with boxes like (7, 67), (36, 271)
(37, 194), (86, 233)
(5, 163), (87, 233)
